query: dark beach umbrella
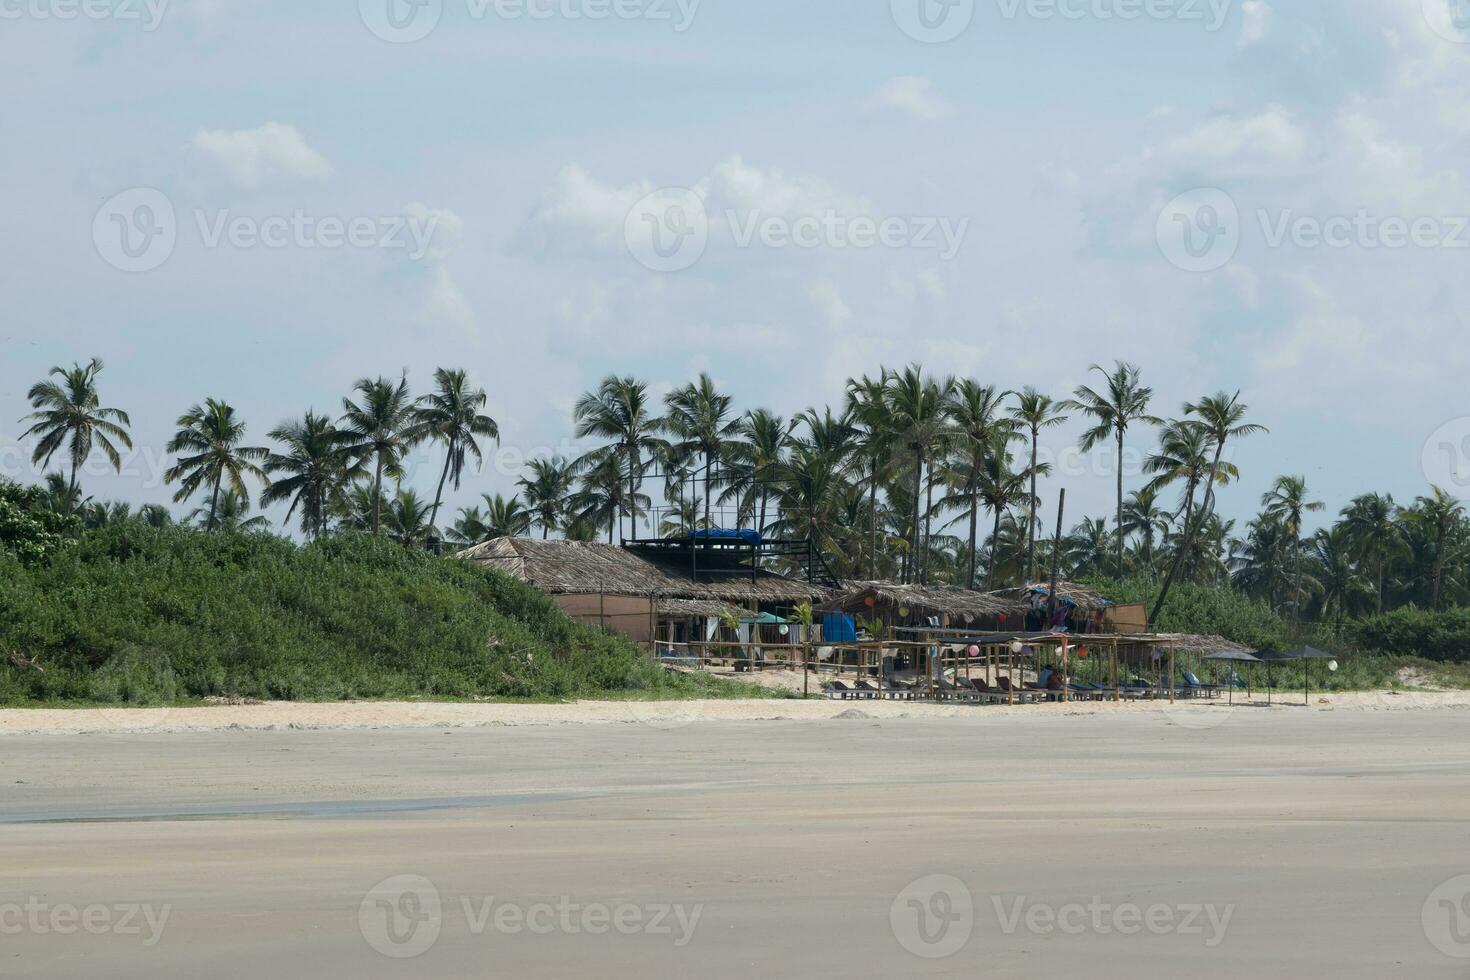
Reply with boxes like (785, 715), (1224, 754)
(1203, 649), (1262, 706)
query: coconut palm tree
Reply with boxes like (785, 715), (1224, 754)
(340, 374), (419, 536)
(1149, 392), (1264, 621)
(847, 372), (896, 579)
(1260, 475), (1325, 619)
(721, 410), (794, 534)
(20, 358), (133, 501)
(415, 368), (500, 531)
(1121, 486), (1170, 575)
(1010, 387), (1068, 583)
(384, 488), (436, 546)
(946, 380), (1018, 590)
(663, 373), (741, 529)
(261, 411), (360, 538)
(1061, 362), (1161, 576)
(573, 453), (648, 543)
(885, 365), (956, 584)
(519, 457), (576, 539)
(1310, 526), (1369, 634)
(446, 506), (489, 546)
(1405, 487), (1466, 610)
(164, 399), (268, 532)
(481, 493), (532, 540)
(573, 376), (665, 540)
(974, 442), (1032, 590)
(38, 472), (87, 516)
(1340, 493), (1406, 613)
(1065, 517), (1113, 578)
(186, 489), (270, 532)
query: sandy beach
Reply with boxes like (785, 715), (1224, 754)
(3, 698), (1470, 978)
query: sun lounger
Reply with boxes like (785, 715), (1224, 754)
(1181, 673), (1221, 699)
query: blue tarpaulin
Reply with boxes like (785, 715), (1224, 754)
(690, 528), (763, 545)
(822, 613), (858, 643)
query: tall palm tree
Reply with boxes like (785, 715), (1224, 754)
(1010, 387), (1068, 583)
(1149, 391), (1265, 621)
(21, 358), (133, 500)
(164, 399), (268, 532)
(885, 365), (955, 584)
(573, 453), (648, 543)
(975, 442), (1032, 590)
(944, 380), (1017, 590)
(415, 368), (500, 531)
(341, 374), (419, 536)
(1310, 526), (1368, 635)
(1340, 493), (1406, 613)
(663, 373), (741, 529)
(1121, 486), (1170, 575)
(573, 377), (665, 540)
(847, 372), (896, 579)
(1261, 475), (1324, 619)
(1406, 487), (1466, 610)
(1062, 362), (1161, 576)
(1065, 517), (1113, 578)
(186, 489), (269, 532)
(261, 411), (360, 538)
(722, 409), (794, 534)
(519, 457), (577, 539)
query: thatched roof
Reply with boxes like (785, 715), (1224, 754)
(656, 598), (747, 620)
(458, 538), (828, 605)
(988, 581), (1114, 612)
(1147, 633), (1255, 656)
(823, 581), (1028, 622)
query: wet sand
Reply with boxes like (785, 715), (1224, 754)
(3, 706), (1469, 978)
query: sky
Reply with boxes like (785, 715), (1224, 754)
(4, 0), (1470, 537)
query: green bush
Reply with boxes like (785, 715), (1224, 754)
(0, 524), (757, 707)
(1346, 607), (1470, 663)
(0, 480), (78, 562)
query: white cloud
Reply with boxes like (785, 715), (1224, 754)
(404, 203), (465, 262)
(191, 122), (332, 189)
(420, 266), (475, 334)
(862, 76), (953, 122)
(809, 279), (852, 329)
(1148, 104), (1311, 177)
(1238, 1), (1272, 48)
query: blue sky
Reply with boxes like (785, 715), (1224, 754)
(4, 0), (1470, 534)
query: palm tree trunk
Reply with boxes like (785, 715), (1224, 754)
(1026, 426), (1039, 583)
(867, 461), (879, 580)
(428, 442), (453, 532)
(208, 477), (222, 532)
(1115, 428), (1125, 576)
(967, 474), (979, 591)
(922, 460), (936, 585)
(986, 505), (1003, 591)
(372, 455), (384, 536)
(69, 458), (80, 507)
(910, 448), (923, 584)
(1433, 524), (1447, 610)
(703, 452), (713, 529)
(627, 442), (639, 540)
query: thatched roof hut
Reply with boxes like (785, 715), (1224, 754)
(987, 581), (1114, 612)
(822, 581), (1029, 627)
(458, 537), (829, 606)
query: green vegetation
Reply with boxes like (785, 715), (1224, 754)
(0, 524), (769, 708)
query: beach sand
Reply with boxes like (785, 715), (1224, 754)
(3, 698), (1469, 978)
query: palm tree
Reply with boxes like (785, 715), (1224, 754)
(481, 493), (532, 539)
(573, 377), (665, 540)
(164, 399), (268, 532)
(1405, 487), (1466, 610)
(187, 489), (270, 532)
(1010, 387), (1068, 583)
(38, 472), (86, 516)
(663, 373), (741, 529)
(885, 365), (955, 584)
(1065, 518), (1113, 578)
(1120, 486), (1170, 575)
(261, 411), (360, 538)
(384, 488), (436, 546)
(573, 453), (648, 543)
(847, 372), (896, 579)
(1310, 526), (1368, 634)
(1061, 362), (1161, 576)
(21, 358), (133, 500)
(519, 457), (576, 538)
(946, 380), (1018, 590)
(1261, 475), (1325, 619)
(416, 368), (500, 530)
(1340, 493), (1406, 613)
(341, 374), (419, 536)
(722, 410), (794, 534)
(975, 442), (1032, 590)
(1149, 391), (1265, 621)
(446, 506), (489, 546)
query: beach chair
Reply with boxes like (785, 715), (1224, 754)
(823, 680), (859, 701)
(1181, 673), (1221, 699)
(959, 678), (1009, 704)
